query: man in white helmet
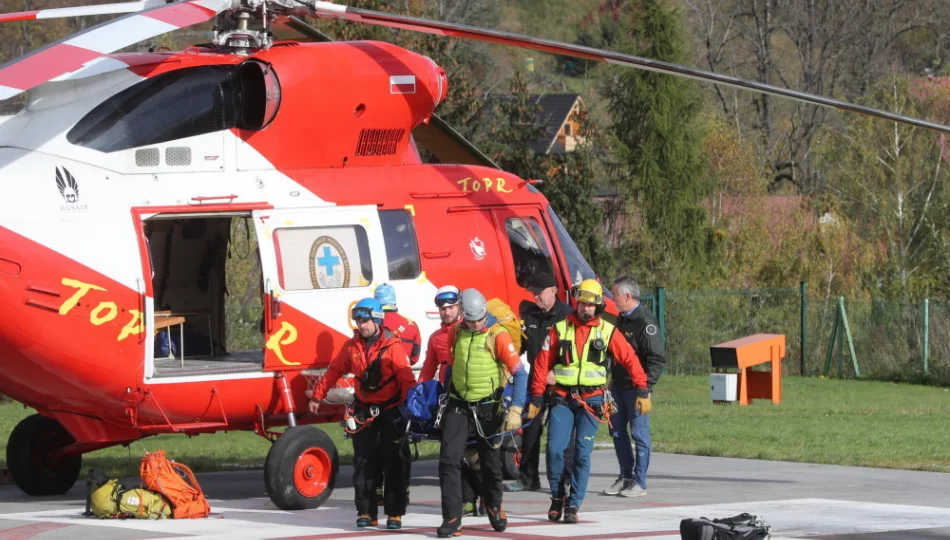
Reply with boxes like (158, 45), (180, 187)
(436, 288), (527, 538)
(419, 285), (461, 384)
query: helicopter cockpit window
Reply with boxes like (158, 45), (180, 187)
(505, 217), (555, 289)
(378, 210), (422, 280)
(272, 226), (373, 291)
(67, 65), (270, 152)
(547, 206), (597, 287)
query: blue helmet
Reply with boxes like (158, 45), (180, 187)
(352, 298), (384, 325)
(374, 283), (397, 311)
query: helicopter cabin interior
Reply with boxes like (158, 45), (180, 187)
(144, 213), (265, 377)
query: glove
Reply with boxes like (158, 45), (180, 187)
(503, 406), (523, 432)
(635, 394), (652, 415)
(308, 400), (321, 415)
(527, 397), (542, 420)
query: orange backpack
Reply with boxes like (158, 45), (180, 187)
(140, 450), (210, 519)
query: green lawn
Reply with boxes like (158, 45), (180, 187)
(1, 375), (947, 478)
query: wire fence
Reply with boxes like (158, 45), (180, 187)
(640, 285), (950, 385)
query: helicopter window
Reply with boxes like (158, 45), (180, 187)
(378, 210), (421, 280)
(547, 207), (597, 287)
(504, 217), (555, 289)
(272, 226), (373, 291)
(67, 65), (244, 152)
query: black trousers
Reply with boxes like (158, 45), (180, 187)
(352, 405), (408, 517)
(439, 400), (504, 520)
(520, 399), (575, 495)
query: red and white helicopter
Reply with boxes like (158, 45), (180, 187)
(0, 0), (945, 511)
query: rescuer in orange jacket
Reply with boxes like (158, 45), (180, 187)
(309, 298), (416, 530)
(527, 279), (651, 524)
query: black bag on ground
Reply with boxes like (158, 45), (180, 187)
(680, 513), (771, 540)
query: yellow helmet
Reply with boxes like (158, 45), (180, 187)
(573, 279), (604, 305)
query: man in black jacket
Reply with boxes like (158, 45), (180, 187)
(604, 275), (666, 498)
(505, 272), (572, 493)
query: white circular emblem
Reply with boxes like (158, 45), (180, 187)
(469, 236), (487, 260)
(309, 236), (350, 289)
(645, 324), (658, 336)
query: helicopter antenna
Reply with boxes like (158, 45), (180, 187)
(301, 1), (950, 135)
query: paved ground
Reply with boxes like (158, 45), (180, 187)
(0, 450), (948, 539)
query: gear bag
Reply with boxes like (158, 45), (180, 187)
(400, 379), (444, 432)
(87, 475), (171, 520)
(680, 513), (771, 540)
(140, 450), (211, 519)
(486, 298), (524, 354)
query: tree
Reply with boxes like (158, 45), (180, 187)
(539, 109), (615, 278)
(601, 0), (711, 284)
(816, 77), (950, 300)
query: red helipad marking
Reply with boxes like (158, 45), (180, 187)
(281, 521), (679, 539)
(0, 522), (72, 540)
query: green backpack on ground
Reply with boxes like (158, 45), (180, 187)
(88, 473), (172, 520)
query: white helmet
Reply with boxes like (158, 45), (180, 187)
(434, 285), (460, 307)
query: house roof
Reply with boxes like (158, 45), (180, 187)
(484, 93), (584, 154)
(530, 93), (583, 154)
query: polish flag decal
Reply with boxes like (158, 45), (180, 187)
(389, 75), (416, 94)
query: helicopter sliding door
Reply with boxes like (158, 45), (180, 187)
(491, 205), (568, 308)
(252, 206), (388, 371)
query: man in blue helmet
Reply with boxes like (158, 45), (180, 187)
(375, 283), (422, 365)
(373, 283), (422, 508)
(309, 298), (416, 530)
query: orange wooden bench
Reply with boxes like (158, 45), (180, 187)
(710, 333), (785, 405)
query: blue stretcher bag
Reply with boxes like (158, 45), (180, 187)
(400, 380), (444, 433)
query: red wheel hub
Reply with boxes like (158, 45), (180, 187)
(294, 447), (331, 497)
(514, 448), (523, 468)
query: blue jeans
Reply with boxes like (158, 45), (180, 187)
(609, 384), (651, 489)
(546, 394), (602, 509)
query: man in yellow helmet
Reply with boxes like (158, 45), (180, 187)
(527, 279), (651, 524)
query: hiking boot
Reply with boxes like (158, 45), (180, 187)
(602, 476), (625, 496)
(386, 516), (402, 530)
(486, 506), (508, 532)
(547, 496), (565, 522)
(356, 514), (378, 527)
(437, 517), (462, 537)
(564, 506), (578, 524)
(619, 481), (646, 498)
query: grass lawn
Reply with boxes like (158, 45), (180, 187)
(0, 375), (947, 478)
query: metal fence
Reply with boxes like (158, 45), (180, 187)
(639, 284), (949, 384)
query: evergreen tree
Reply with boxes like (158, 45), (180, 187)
(482, 70), (545, 178)
(540, 109), (615, 278)
(600, 0), (710, 284)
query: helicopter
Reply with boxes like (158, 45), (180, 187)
(0, 0), (947, 512)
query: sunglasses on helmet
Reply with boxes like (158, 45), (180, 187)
(351, 307), (375, 322)
(435, 291), (460, 308)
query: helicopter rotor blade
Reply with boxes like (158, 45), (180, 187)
(310, 1), (950, 134)
(0, 0), (167, 23)
(0, 0), (232, 100)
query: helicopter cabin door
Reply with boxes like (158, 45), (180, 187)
(252, 206), (388, 371)
(491, 205), (567, 309)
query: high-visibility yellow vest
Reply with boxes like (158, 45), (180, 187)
(553, 319), (616, 387)
(452, 326), (506, 402)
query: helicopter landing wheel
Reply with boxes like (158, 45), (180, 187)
(501, 432), (522, 480)
(264, 425), (339, 510)
(7, 414), (82, 496)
